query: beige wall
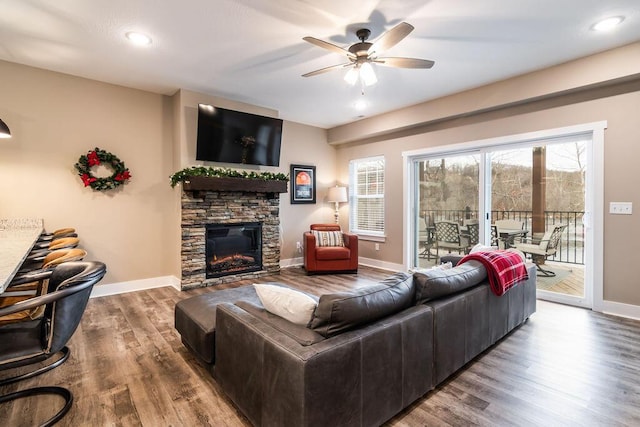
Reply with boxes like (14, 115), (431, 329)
(0, 60), (178, 285)
(279, 121), (337, 260)
(0, 63), (337, 287)
(334, 44), (640, 306)
(172, 89), (337, 263)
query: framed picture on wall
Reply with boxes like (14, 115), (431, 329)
(290, 164), (316, 204)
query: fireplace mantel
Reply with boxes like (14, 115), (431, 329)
(182, 176), (288, 197)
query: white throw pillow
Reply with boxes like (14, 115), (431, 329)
(312, 230), (344, 247)
(408, 261), (452, 274)
(254, 284), (318, 326)
(433, 261), (453, 270)
(469, 243), (497, 253)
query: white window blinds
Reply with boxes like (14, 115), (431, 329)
(349, 156), (385, 237)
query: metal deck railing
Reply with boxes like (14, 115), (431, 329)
(422, 209), (584, 264)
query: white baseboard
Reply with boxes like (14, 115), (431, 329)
(280, 257), (303, 268)
(358, 257), (404, 272)
(91, 275), (181, 298)
(601, 300), (640, 321)
(280, 256), (404, 273)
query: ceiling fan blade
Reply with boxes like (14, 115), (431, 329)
(303, 36), (355, 58)
(368, 22), (414, 56)
(375, 57), (435, 69)
(302, 63), (352, 77)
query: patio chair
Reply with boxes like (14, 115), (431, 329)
(490, 225), (499, 247)
(512, 224), (567, 277)
(434, 221), (469, 261)
(418, 216), (436, 260)
(461, 222), (479, 251)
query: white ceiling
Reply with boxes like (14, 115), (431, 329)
(2, 0), (640, 128)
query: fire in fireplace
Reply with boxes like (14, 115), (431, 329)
(205, 222), (262, 278)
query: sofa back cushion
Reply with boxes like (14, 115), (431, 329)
(310, 272), (414, 338)
(413, 260), (487, 303)
(235, 301), (325, 346)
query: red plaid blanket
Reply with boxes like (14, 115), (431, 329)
(459, 251), (528, 296)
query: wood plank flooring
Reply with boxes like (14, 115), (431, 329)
(537, 263), (585, 297)
(1, 266), (640, 426)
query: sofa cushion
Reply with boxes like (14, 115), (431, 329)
(413, 260), (488, 303)
(310, 272), (414, 338)
(316, 246), (351, 260)
(312, 230), (344, 247)
(235, 300), (325, 346)
(254, 284), (318, 326)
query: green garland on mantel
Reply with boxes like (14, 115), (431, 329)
(169, 166), (288, 188)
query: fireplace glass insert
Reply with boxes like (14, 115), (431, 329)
(205, 222), (262, 278)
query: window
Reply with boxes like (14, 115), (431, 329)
(349, 156), (385, 239)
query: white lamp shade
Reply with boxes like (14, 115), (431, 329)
(344, 67), (358, 85)
(360, 62), (377, 86)
(327, 186), (348, 203)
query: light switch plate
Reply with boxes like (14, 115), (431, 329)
(610, 202), (633, 215)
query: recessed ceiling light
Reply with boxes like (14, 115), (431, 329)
(591, 16), (624, 32)
(125, 31), (152, 46)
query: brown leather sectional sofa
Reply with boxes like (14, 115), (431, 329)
(175, 257), (536, 426)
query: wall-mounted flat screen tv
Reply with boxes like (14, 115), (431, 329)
(196, 104), (283, 167)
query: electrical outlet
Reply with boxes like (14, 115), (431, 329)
(375, 243), (380, 251)
(296, 241), (302, 253)
(610, 202), (633, 215)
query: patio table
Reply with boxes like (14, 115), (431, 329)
(499, 229), (528, 249)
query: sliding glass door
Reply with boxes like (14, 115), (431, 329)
(406, 125), (601, 309)
(490, 141), (587, 303)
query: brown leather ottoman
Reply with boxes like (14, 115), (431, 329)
(175, 285), (261, 364)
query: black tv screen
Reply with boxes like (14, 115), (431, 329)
(196, 104), (283, 167)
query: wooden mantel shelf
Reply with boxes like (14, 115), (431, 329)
(182, 176), (288, 196)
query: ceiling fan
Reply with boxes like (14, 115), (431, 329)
(302, 22), (434, 86)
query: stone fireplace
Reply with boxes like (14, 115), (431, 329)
(180, 177), (286, 290)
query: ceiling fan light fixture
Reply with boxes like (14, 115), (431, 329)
(360, 62), (377, 86)
(344, 67), (359, 85)
(302, 22), (432, 85)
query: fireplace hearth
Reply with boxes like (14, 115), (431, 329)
(206, 222), (262, 278)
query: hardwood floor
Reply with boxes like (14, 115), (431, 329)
(2, 266), (640, 426)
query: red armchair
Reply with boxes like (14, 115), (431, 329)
(303, 224), (358, 274)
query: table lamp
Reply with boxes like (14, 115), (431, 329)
(327, 186), (348, 224)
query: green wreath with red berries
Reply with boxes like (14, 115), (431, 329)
(74, 147), (131, 191)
